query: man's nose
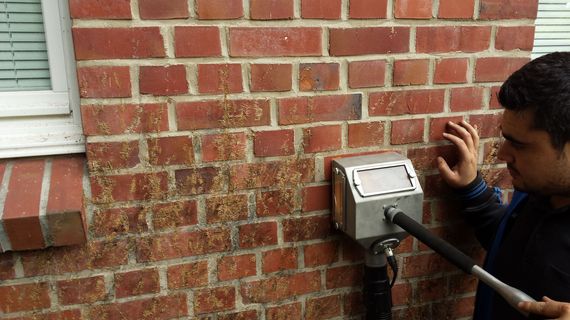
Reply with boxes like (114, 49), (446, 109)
(496, 141), (512, 163)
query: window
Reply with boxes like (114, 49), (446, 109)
(532, 0), (570, 59)
(0, 0), (83, 158)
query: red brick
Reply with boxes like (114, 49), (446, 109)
(73, 27), (165, 60)
(201, 132), (247, 162)
(369, 89), (445, 116)
(174, 26), (221, 57)
(391, 119), (425, 145)
(262, 248), (298, 273)
(194, 287), (235, 314)
(250, 64), (292, 92)
(330, 27), (409, 56)
(348, 60), (386, 88)
(301, 0), (341, 19)
(175, 166), (225, 196)
(218, 254), (256, 281)
(5, 309), (82, 320)
(239, 222), (278, 248)
(299, 63), (340, 91)
(438, 0), (474, 18)
(81, 103), (168, 136)
(0, 283), (50, 313)
(115, 268), (160, 298)
(47, 156), (85, 215)
(241, 271), (321, 303)
(148, 136), (194, 166)
(479, 0), (538, 19)
(230, 27), (321, 57)
(434, 58), (469, 84)
(304, 241), (338, 267)
(87, 141), (139, 171)
(176, 99), (270, 130)
(302, 185), (331, 212)
(3, 159), (45, 251)
(416, 26), (491, 53)
(326, 265), (362, 289)
(151, 201), (198, 230)
(87, 294), (188, 319)
(266, 302), (302, 320)
(219, 310), (259, 320)
(198, 63), (243, 94)
(428, 116), (464, 142)
(344, 292), (364, 316)
(394, 0), (433, 18)
(450, 87), (485, 111)
(139, 0), (188, 19)
(20, 239), (129, 276)
(349, 0), (388, 18)
(136, 228), (230, 262)
(77, 66), (131, 98)
(91, 207), (147, 237)
(469, 113), (502, 138)
(229, 159), (314, 190)
(303, 125), (342, 153)
(206, 194), (249, 223)
(279, 94), (361, 124)
(490, 86), (502, 109)
(167, 261), (208, 289)
(256, 189), (298, 217)
(139, 65), (188, 96)
(393, 59), (429, 85)
(283, 215), (331, 242)
(57, 276), (106, 305)
(401, 252), (453, 277)
(475, 56), (529, 83)
(250, 0), (294, 20)
(90, 172), (168, 203)
(254, 129), (294, 157)
(69, 0), (131, 19)
(417, 277), (447, 303)
(433, 296), (476, 319)
(348, 121), (385, 148)
(495, 26), (535, 51)
(196, 0), (243, 19)
(449, 273), (478, 295)
(0, 253), (15, 280)
(306, 295), (341, 320)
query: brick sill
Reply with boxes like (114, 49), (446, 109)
(0, 155), (87, 252)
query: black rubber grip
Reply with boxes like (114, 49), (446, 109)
(391, 210), (475, 274)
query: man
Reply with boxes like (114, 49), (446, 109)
(437, 52), (570, 319)
(519, 297), (570, 320)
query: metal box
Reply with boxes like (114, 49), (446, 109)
(332, 153), (424, 249)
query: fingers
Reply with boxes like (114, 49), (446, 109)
(518, 297), (570, 318)
(446, 121), (478, 153)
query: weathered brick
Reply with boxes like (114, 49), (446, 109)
(206, 194), (249, 223)
(176, 99), (270, 130)
(489, 85), (502, 109)
(238, 222), (278, 248)
(0, 252), (15, 280)
(369, 89), (445, 116)
(278, 94), (361, 124)
(196, 0), (243, 19)
(479, 0), (538, 19)
(194, 287), (236, 314)
(230, 159), (314, 190)
(469, 113), (502, 138)
(401, 252), (453, 277)
(434, 58), (469, 84)
(175, 166), (225, 196)
(90, 172), (168, 203)
(198, 63), (243, 94)
(151, 201), (198, 230)
(349, 0), (388, 18)
(303, 125), (342, 153)
(438, 0), (474, 18)
(266, 302), (302, 320)
(262, 248), (298, 273)
(450, 87), (485, 112)
(139, 0), (188, 19)
(201, 132), (247, 162)
(174, 26), (222, 57)
(428, 116), (464, 142)
(81, 103), (168, 136)
(219, 310), (259, 320)
(304, 241), (338, 267)
(250, 0), (294, 20)
(306, 295), (341, 320)
(348, 60), (386, 88)
(299, 63), (340, 91)
(167, 261), (209, 289)
(91, 207), (147, 237)
(217, 254), (256, 281)
(283, 215), (331, 242)
(393, 59), (429, 85)
(256, 189), (298, 217)
(5, 309), (82, 320)
(348, 121), (385, 148)
(495, 26), (535, 51)
(230, 27), (321, 57)
(330, 27), (409, 56)
(148, 136), (194, 166)
(301, 0), (341, 19)
(241, 271), (321, 303)
(344, 292), (364, 316)
(87, 141), (140, 171)
(136, 228), (231, 262)
(77, 66), (131, 98)
(250, 64), (292, 92)
(0, 282), (50, 313)
(115, 268), (160, 298)
(87, 294), (188, 319)
(326, 265), (362, 289)
(416, 26), (491, 53)
(394, 0), (433, 18)
(391, 119), (425, 145)
(254, 129), (295, 157)
(139, 65), (188, 96)
(432, 296), (476, 319)
(70, 0), (131, 19)
(302, 185), (331, 212)
(73, 27), (165, 60)
(417, 277), (447, 303)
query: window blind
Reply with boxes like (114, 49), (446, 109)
(532, 0), (570, 59)
(0, 0), (51, 91)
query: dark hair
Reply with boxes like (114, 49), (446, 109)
(498, 52), (570, 151)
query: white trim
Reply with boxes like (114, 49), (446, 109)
(532, 0), (570, 59)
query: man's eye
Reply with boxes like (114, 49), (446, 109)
(510, 141), (524, 149)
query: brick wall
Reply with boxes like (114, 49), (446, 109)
(0, 0), (537, 319)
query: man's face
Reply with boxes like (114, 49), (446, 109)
(498, 109), (570, 207)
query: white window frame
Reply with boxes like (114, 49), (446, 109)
(0, 0), (84, 158)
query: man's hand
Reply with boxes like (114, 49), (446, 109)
(519, 297), (570, 320)
(437, 121), (479, 188)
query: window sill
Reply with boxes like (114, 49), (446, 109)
(0, 155), (87, 252)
